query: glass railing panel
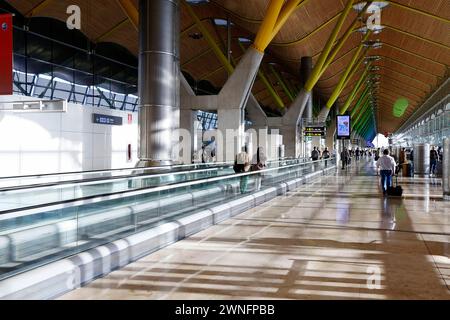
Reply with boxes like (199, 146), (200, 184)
(0, 158), (334, 281)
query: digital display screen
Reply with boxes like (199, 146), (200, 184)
(337, 115), (351, 139)
(92, 113), (123, 126)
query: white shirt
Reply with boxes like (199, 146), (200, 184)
(377, 155), (396, 171)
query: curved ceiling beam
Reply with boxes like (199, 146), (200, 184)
(376, 66), (433, 88)
(116, 0), (138, 31)
(210, 0), (310, 25)
(25, 0), (54, 17)
(317, 53), (443, 86)
(382, 43), (447, 67)
(388, 1), (450, 25)
(377, 73), (429, 93)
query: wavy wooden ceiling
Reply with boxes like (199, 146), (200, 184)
(6, 0), (450, 134)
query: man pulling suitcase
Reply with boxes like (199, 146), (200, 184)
(376, 149), (398, 197)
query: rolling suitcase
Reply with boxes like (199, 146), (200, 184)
(387, 176), (403, 197)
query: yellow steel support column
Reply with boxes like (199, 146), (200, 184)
(269, 64), (295, 102)
(316, 1), (372, 82)
(325, 31), (372, 109)
(339, 65), (370, 114)
(269, 0), (306, 41)
(304, 0), (355, 92)
(25, 0), (54, 17)
(182, 0), (234, 74)
(116, 0), (139, 31)
(339, 49), (369, 92)
(252, 0), (285, 52)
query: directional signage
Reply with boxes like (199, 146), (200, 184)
(92, 113), (123, 126)
(304, 126), (326, 137)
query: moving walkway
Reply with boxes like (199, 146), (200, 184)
(0, 158), (334, 283)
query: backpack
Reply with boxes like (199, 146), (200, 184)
(234, 152), (249, 173)
(312, 150), (319, 159)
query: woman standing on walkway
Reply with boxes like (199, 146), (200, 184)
(234, 146), (251, 194)
(252, 146), (267, 191)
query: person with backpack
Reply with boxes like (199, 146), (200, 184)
(311, 147), (320, 161)
(251, 147), (267, 191)
(234, 146), (251, 193)
(201, 145), (208, 164)
(341, 149), (349, 170)
(322, 147), (331, 168)
(376, 149), (397, 196)
(430, 146), (439, 177)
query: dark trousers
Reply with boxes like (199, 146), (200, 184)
(380, 170), (393, 193)
(430, 160), (437, 174)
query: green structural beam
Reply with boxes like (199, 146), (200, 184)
(340, 64), (371, 115)
(269, 64), (295, 102)
(352, 99), (371, 129)
(350, 86), (370, 118)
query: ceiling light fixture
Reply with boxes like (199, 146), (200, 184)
(189, 32), (203, 40)
(186, 0), (210, 4)
(363, 40), (383, 49)
(357, 25), (385, 34)
(353, 1), (389, 12)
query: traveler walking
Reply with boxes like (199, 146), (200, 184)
(341, 149), (349, 170)
(376, 149), (397, 196)
(234, 146), (251, 193)
(251, 146), (267, 191)
(322, 147), (331, 168)
(430, 146), (439, 176)
(311, 147), (320, 161)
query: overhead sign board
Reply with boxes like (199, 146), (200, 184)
(337, 115), (351, 139)
(304, 126), (326, 137)
(92, 113), (123, 126)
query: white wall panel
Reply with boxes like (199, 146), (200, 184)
(0, 96), (139, 177)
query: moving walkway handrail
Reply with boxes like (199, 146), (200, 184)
(0, 158), (302, 193)
(0, 165), (232, 193)
(0, 158), (335, 219)
(0, 157), (300, 181)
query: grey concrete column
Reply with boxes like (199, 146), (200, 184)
(217, 108), (245, 162)
(443, 138), (449, 200)
(414, 143), (430, 176)
(137, 0), (180, 167)
(301, 57), (313, 120)
(217, 47), (264, 162)
(179, 109), (198, 164)
(300, 57), (313, 158)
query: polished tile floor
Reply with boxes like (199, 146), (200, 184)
(60, 159), (450, 300)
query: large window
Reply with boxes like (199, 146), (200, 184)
(13, 70), (139, 112)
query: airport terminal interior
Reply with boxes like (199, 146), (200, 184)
(0, 0), (448, 301)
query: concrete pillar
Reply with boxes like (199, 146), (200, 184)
(325, 118), (336, 151)
(179, 109), (198, 164)
(301, 57), (313, 158)
(443, 138), (449, 200)
(414, 143), (430, 175)
(137, 0), (180, 167)
(217, 108), (245, 162)
(301, 57), (313, 120)
(279, 126), (300, 159)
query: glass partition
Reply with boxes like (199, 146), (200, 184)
(0, 158), (335, 280)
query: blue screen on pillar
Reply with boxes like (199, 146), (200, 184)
(337, 115), (351, 138)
